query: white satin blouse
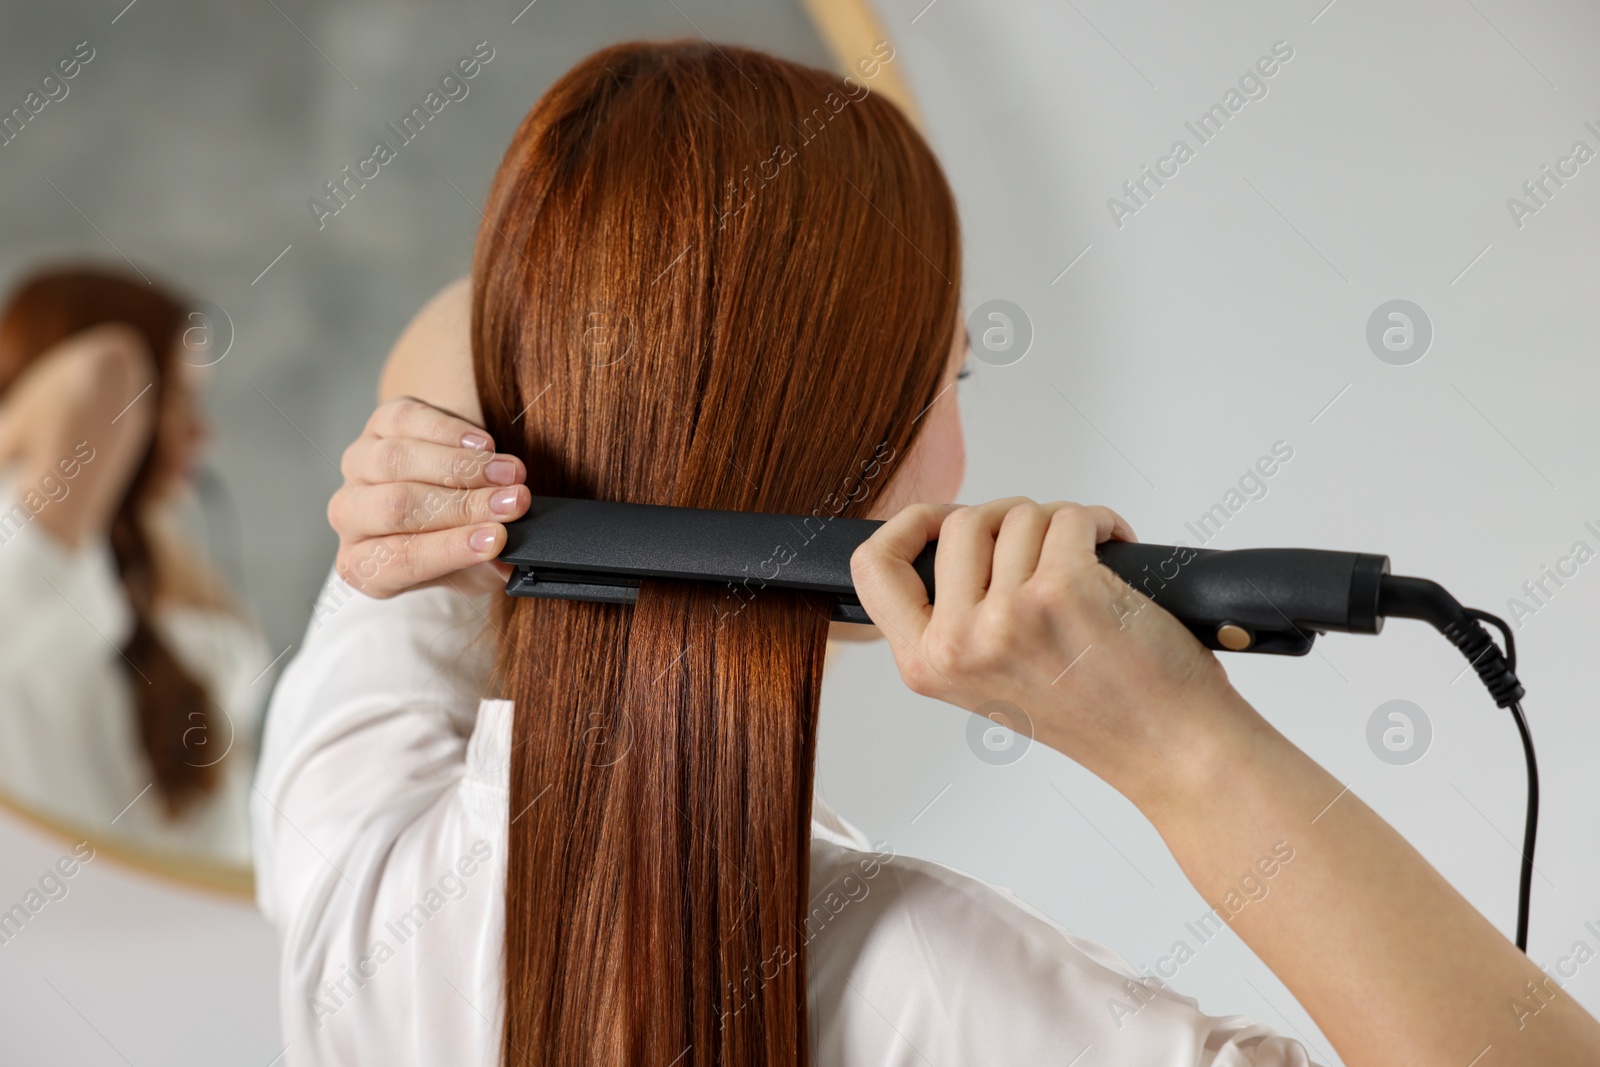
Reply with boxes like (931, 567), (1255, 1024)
(252, 569), (1320, 1066)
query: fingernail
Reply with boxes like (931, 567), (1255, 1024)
(486, 457), (518, 485)
(490, 488), (520, 515)
(469, 526), (498, 554)
(460, 431), (491, 451)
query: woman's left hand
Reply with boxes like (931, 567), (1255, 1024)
(327, 396), (530, 598)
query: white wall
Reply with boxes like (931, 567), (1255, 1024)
(815, 2), (1600, 1062)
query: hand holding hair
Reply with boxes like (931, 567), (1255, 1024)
(328, 395), (530, 598)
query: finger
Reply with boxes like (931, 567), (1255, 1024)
(850, 503), (956, 642)
(933, 497), (1033, 610)
(991, 501), (1076, 593)
(330, 482), (530, 539)
(337, 523), (506, 597)
(342, 435), (525, 489)
(368, 395), (496, 452)
(1097, 505), (1138, 544)
(1033, 504), (1132, 584)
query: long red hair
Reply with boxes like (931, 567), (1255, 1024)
(474, 41), (960, 1065)
(0, 266), (220, 818)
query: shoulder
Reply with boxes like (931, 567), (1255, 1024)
(377, 276), (479, 424)
(806, 836), (1319, 1066)
(807, 836), (1130, 999)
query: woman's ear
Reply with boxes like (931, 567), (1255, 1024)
(378, 275), (485, 426)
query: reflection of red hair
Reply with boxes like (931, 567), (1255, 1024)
(474, 42), (960, 1067)
(0, 265), (219, 818)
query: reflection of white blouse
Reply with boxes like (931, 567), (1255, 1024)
(0, 477), (270, 865)
(254, 570), (1320, 1067)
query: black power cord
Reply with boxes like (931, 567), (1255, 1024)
(1379, 577), (1536, 953)
(1463, 608), (1538, 954)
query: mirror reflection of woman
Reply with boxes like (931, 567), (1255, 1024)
(0, 265), (268, 870)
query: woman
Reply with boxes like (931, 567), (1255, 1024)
(0, 266), (268, 868)
(254, 42), (1600, 1066)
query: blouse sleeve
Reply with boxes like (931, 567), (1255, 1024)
(0, 501), (133, 678)
(250, 571), (506, 1064)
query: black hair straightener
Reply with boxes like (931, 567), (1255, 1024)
(499, 495), (1538, 951)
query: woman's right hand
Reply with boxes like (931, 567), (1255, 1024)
(850, 497), (1253, 806)
(328, 396), (530, 598)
